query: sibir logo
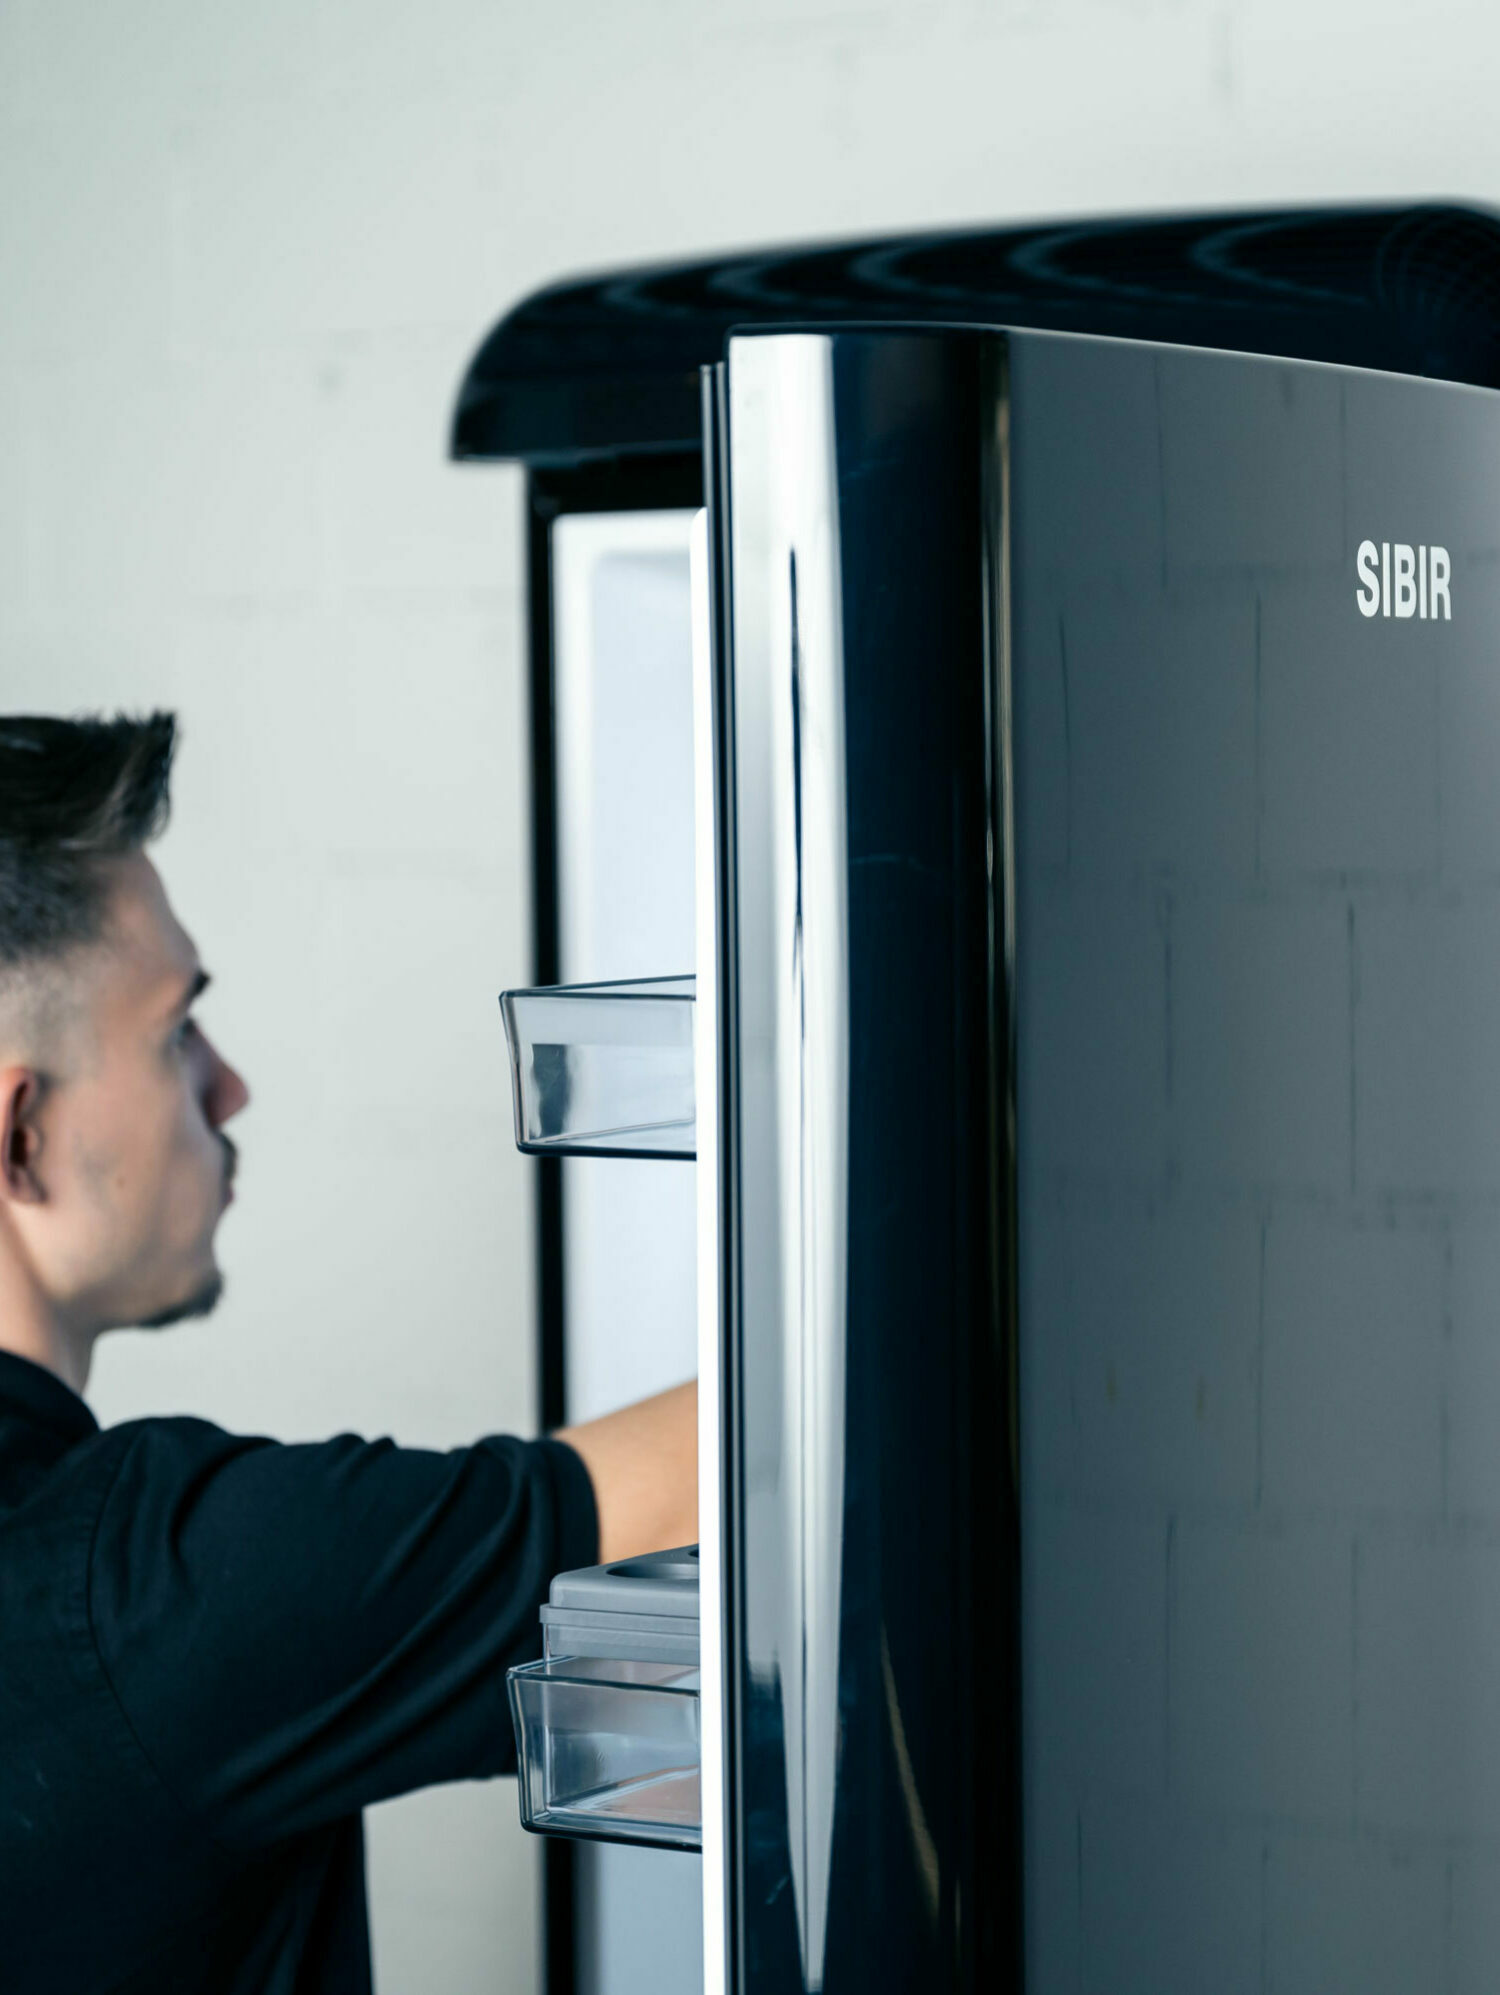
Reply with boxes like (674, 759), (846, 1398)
(1356, 540), (1451, 621)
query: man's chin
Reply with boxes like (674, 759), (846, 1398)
(132, 1271), (225, 1332)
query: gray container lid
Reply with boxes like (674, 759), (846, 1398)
(540, 1544), (700, 1666)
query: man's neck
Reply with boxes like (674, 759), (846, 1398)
(0, 1254), (90, 1396)
(0, 1324), (90, 1397)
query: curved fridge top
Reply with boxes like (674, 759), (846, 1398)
(451, 202), (1500, 464)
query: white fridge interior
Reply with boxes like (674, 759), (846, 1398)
(549, 510), (706, 1995)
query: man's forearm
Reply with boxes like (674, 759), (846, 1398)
(554, 1379), (698, 1566)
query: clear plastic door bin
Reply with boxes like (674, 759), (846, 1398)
(498, 976), (695, 1160)
(507, 1547), (701, 1853)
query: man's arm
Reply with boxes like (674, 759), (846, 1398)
(555, 1378), (697, 1564)
(87, 1386), (696, 1848)
(91, 1417), (599, 1845)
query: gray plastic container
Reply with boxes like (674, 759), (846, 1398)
(507, 1546), (701, 1852)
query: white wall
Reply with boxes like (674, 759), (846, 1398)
(1, 1), (1497, 1989)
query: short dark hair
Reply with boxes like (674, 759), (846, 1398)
(0, 712), (177, 971)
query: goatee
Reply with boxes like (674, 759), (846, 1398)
(134, 1272), (225, 1332)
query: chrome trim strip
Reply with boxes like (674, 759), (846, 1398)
(725, 334), (849, 1993)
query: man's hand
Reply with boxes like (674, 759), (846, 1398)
(554, 1380), (698, 1566)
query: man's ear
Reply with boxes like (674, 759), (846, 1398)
(0, 1067), (46, 1204)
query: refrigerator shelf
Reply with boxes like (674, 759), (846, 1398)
(498, 975), (695, 1161)
(508, 1655), (702, 1852)
(509, 1547), (703, 1853)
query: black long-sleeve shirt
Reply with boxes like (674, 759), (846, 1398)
(0, 1350), (598, 1994)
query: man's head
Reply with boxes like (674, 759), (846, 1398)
(0, 714), (248, 1384)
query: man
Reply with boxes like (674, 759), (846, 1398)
(0, 711), (697, 1993)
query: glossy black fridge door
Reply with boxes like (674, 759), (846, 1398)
(1010, 332), (1500, 1994)
(710, 328), (1019, 1995)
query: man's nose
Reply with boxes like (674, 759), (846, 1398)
(199, 1029), (250, 1126)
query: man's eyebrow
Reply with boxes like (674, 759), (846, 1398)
(168, 968), (211, 1020)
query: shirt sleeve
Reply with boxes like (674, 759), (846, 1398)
(86, 1418), (598, 1850)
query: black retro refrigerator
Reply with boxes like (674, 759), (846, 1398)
(452, 206), (1500, 1995)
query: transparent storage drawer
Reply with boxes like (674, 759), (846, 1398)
(508, 1655), (702, 1851)
(509, 1545), (701, 1852)
(498, 975), (695, 1160)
